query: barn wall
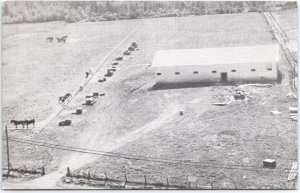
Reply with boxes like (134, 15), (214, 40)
(152, 62), (278, 84)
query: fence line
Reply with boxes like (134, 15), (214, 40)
(263, 12), (298, 93)
(64, 167), (210, 189)
(2, 164), (45, 177)
(62, 167), (297, 190)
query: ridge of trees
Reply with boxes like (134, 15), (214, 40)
(2, 1), (297, 24)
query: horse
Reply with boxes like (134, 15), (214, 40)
(46, 37), (54, 42)
(57, 36), (67, 43)
(10, 120), (26, 129)
(59, 93), (72, 103)
(65, 93), (72, 99)
(59, 96), (64, 103)
(25, 119), (35, 128)
(57, 37), (65, 43)
(85, 69), (92, 78)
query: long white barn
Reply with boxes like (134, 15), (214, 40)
(151, 44), (280, 84)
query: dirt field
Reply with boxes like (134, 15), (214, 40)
(2, 11), (297, 189)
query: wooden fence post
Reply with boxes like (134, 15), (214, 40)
(125, 174), (127, 185)
(144, 175), (147, 189)
(88, 171), (91, 181)
(24, 165), (27, 173)
(104, 172), (107, 186)
(5, 126), (10, 177)
(188, 182), (191, 189)
(211, 182), (213, 189)
(41, 166), (45, 176)
(166, 177), (169, 189)
(67, 167), (70, 177)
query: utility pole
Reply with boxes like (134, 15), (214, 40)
(5, 126), (10, 176)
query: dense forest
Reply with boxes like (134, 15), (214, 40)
(2, 1), (297, 24)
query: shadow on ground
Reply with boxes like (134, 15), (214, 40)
(149, 79), (280, 91)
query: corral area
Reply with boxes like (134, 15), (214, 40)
(2, 11), (297, 189)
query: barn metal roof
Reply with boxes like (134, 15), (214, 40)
(151, 44), (280, 67)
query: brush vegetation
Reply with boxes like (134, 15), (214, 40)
(2, 1), (297, 24)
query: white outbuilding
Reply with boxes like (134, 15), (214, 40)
(151, 44), (280, 84)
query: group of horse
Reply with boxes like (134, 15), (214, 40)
(46, 35), (68, 43)
(10, 119), (35, 129)
(9, 42), (138, 130)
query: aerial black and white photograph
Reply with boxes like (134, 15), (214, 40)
(1, 0), (298, 190)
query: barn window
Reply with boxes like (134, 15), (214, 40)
(251, 69), (256, 72)
(193, 71), (199, 74)
(156, 73), (162, 76)
(231, 69), (236, 72)
(265, 63), (272, 71)
(212, 70), (217, 73)
(175, 72), (180, 75)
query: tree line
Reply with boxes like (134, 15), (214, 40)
(2, 1), (297, 24)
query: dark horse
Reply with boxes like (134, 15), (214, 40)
(25, 119), (35, 128)
(10, 120), (26, 128)
(46, 37), (54, 42)
(59, 93), (72, 103)
(57, 36), (68, 43)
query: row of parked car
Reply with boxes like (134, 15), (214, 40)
(58, 92), (105, 126)
(59, 42), (138, 127)
(99, 42), (138, 80)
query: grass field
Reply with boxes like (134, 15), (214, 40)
(272, 8), (298, 59)
(272, 8), (298, 41)
(2, 11), (297, 189)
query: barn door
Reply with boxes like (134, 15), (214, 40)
(220, 72), (227, 82)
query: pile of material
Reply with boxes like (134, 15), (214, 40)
(233, 87), (246, 100)
(289, 107), (298, 121)
(288, 162), (298, 181)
